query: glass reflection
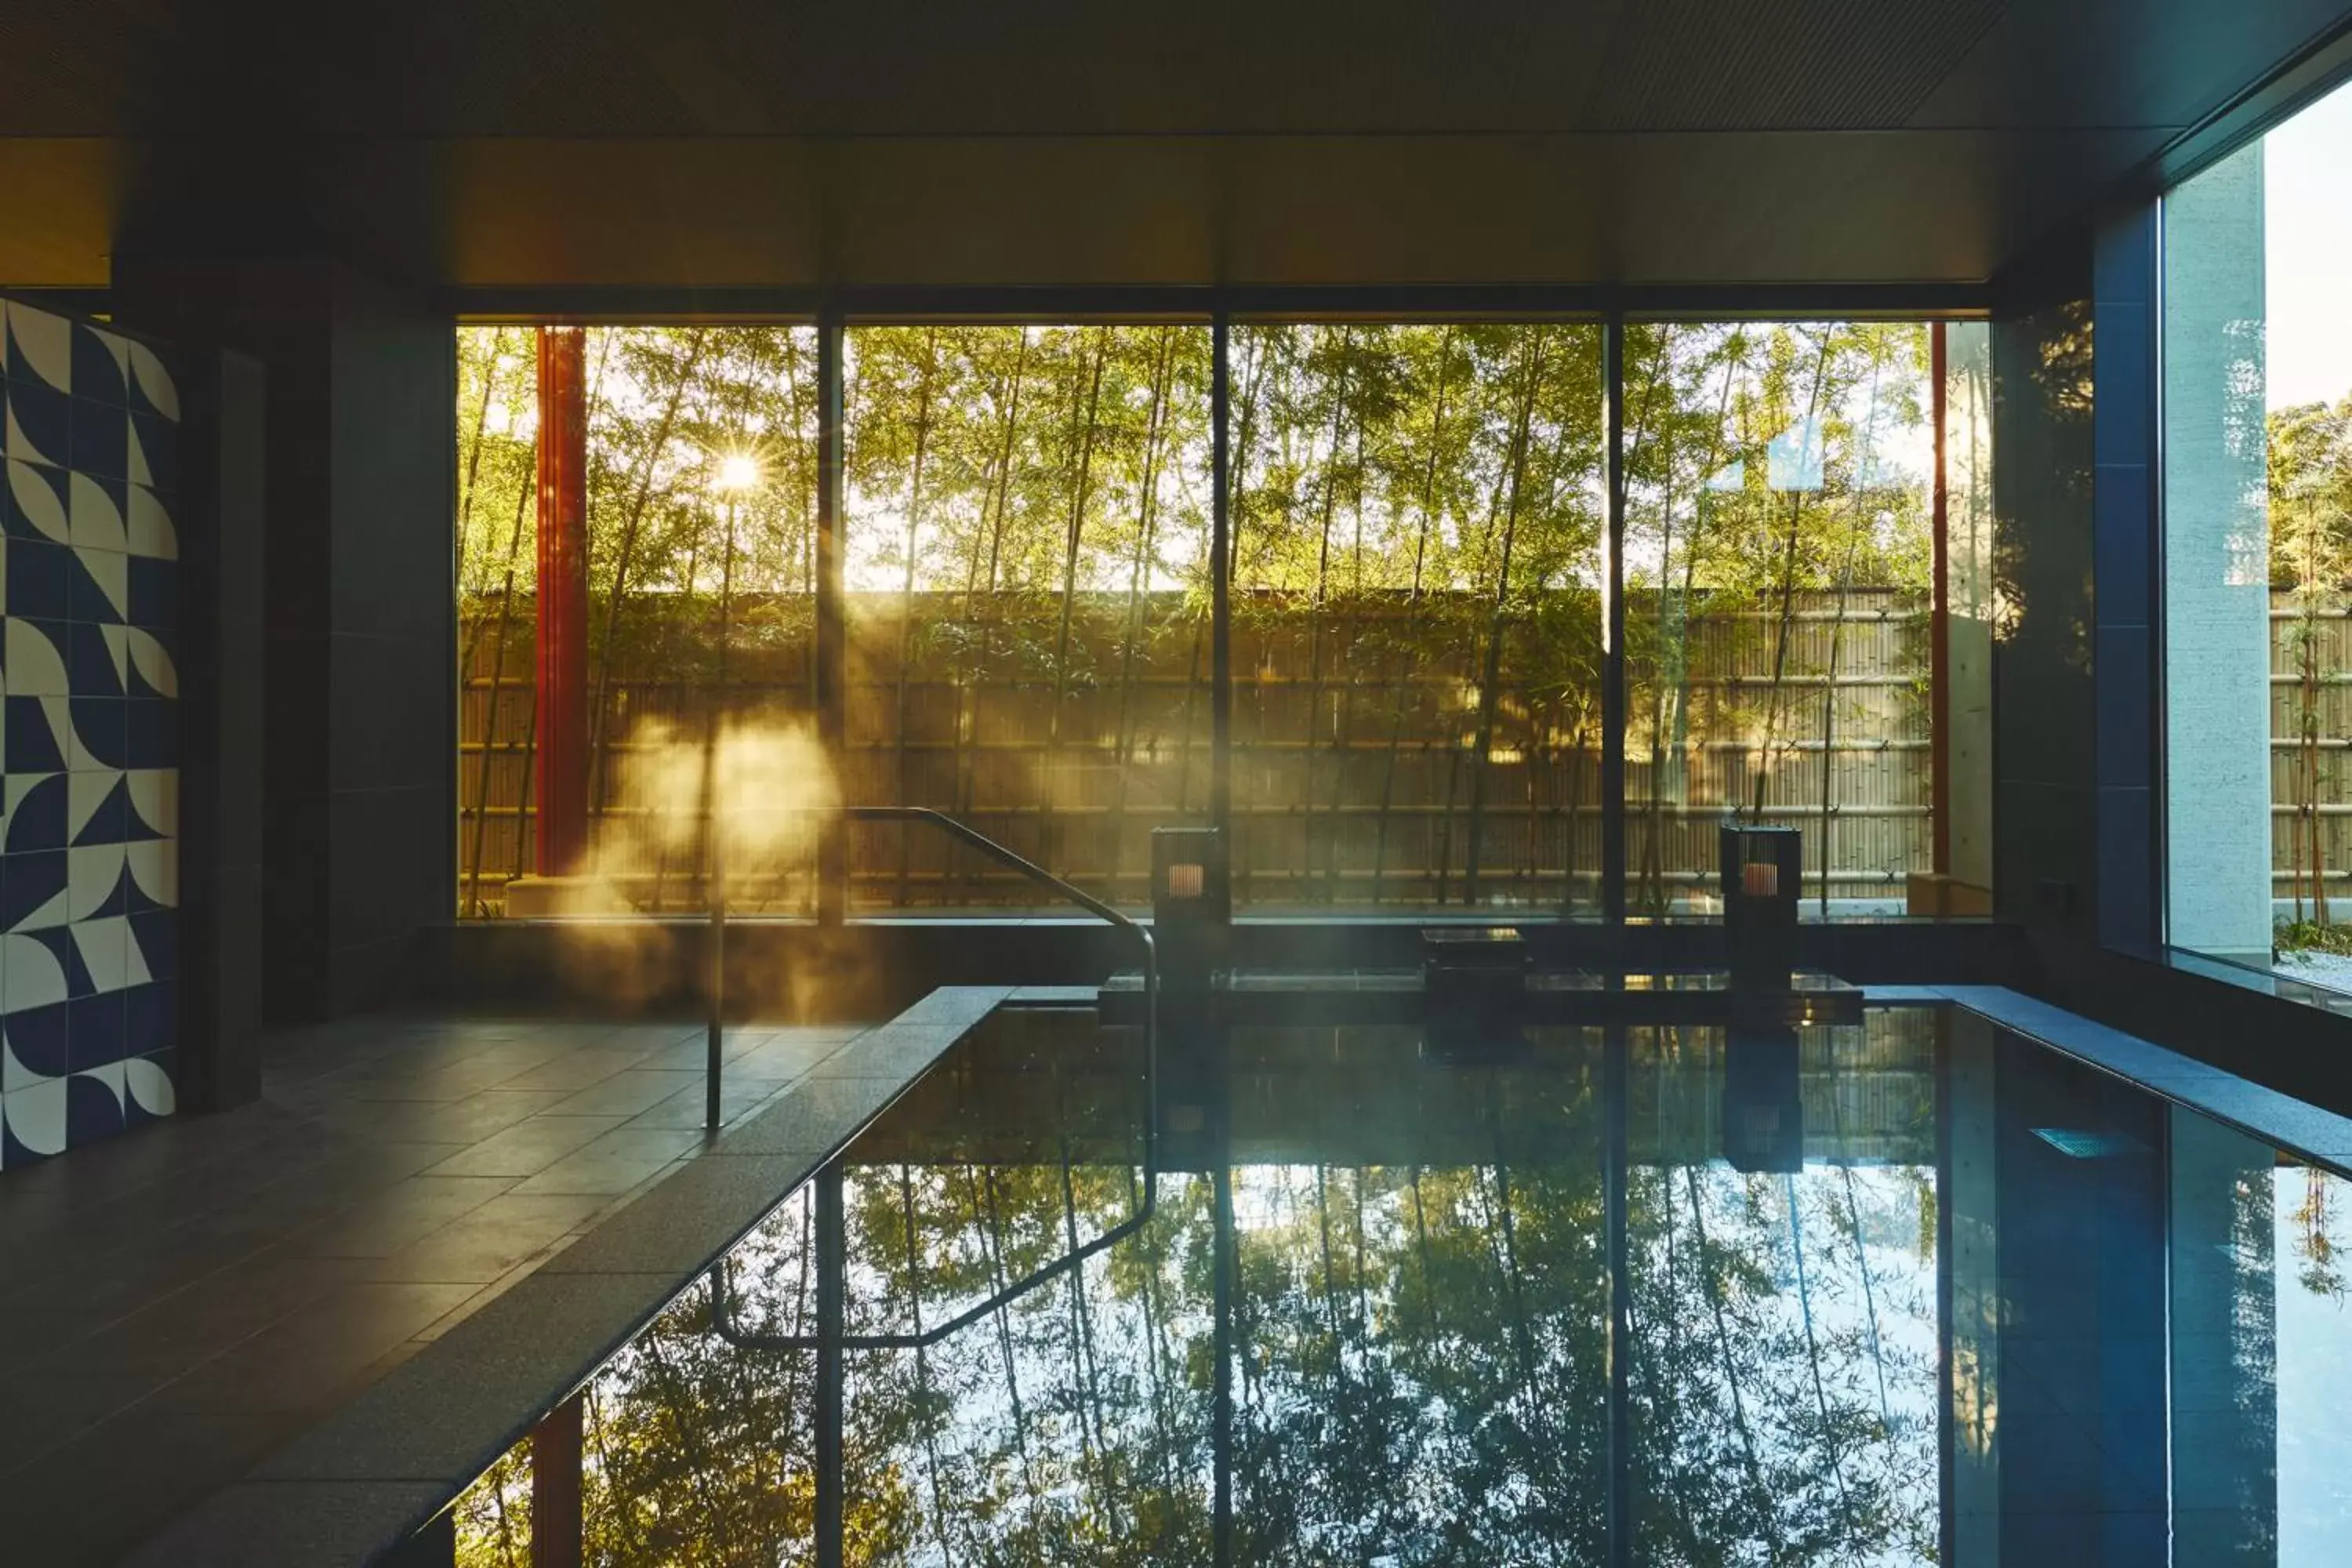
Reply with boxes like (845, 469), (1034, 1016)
(446, 1007), (2352, 1566)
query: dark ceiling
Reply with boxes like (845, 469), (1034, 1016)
(2, 0), (2348, 293)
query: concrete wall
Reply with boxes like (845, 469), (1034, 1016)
(114, 260), (454, 1022)
(2092, 207), (2164, 952)
(2162, 146), (2274, 960)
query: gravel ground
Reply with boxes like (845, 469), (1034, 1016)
(2271, 947), (2352, 993)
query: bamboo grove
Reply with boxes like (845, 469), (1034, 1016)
(454, 321), (1941, 917)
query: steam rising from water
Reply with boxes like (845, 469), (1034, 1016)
(541, 713), (862, 1019)
(619, 713), (840, 884)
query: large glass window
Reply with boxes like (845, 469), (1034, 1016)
(1625, 322), (1936, 916)
(1229, 323), (1606, 912)
(2164, 79), (2352, 983)
(844, 325), (1213, 911)
(454, 325), (822, 918)
(452, 314), (1984, 924)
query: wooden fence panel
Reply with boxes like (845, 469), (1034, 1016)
(460, 587), (1941, 915)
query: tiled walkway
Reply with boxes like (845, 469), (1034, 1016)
(0, 1012), (870, 1565)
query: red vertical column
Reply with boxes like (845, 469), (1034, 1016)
(534, 326), (590, 877)
(530, 1394), (584, 1568)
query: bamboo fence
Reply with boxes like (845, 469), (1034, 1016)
(459, 586), (1941, 916)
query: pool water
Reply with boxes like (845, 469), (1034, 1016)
(447, 1006), (2352, 1565)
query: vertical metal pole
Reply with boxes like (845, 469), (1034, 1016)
(530, 1392), (584, 1568)
(533, 326), (590, 877)
(1210, 314), (1233, 848)
(1602, 316), (1628, 924)
(1211, 1156), (1235, 1568)
(816, 1161), (845, 1568)
(706, 492), (736, 1134)
(1604, 1027), (1632, 1568)
(1930, 321), (1951, 881)
(816, 313), (848, 926)
(1933, 1006), (1958, 1567)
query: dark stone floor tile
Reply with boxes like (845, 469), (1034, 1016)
(539, 1067), (705, 1118)
(0, 1409), (289, 1566)
(299, 1087), (571, 1146)
(145, 1292), (459, 1413)
(0, 1369), (159, 1473)
(509, 1126), (704, 1196)
(286, 1174), (519, 1258)
(728, 1034), (852, 1079)
(417, 1115), (627, 1179)
(635, 1029), (797, 1073)
(354, 1192), (611, 1285)
(494, 1046), (670, 1091)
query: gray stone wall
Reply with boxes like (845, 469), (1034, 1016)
(2164, 145), (2274, 959)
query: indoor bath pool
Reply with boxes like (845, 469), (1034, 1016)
(433, 1004), (2352, 1565)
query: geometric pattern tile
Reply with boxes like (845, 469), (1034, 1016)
(0, 296), (178, 1173)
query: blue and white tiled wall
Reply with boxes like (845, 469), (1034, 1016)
(0, 297), (180, 1170)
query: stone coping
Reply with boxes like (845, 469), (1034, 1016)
(1867, 982), (2352, 1177)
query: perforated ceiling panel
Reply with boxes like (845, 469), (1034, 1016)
(0, 0), (2347, 288)
(1589, 0), (2009, 129)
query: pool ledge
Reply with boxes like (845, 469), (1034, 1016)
(125, 985), (1014, 1568)
(1877, 982), (2352, 1174)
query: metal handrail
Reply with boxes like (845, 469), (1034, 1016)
(707, 804), (1158, 1352)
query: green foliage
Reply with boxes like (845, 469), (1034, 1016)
(2276, 917), (2352, 958)
(2270, 394), (2352, 594)
(456, 321), (1940, 913)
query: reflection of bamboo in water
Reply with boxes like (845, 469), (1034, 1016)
(1682, 1163), (1783, 1553)
(969, 1166), (1045, 1511)
(1784, 1172), (1855, 1516)
(1637, 1055), (1714, 1560)
(636, 1313), (742, 1555)
(485, 1439), (522, 1564)
(1409, 1166), (1441, 1337)
(898, 1164), (960, 1568)
(1125, 1161), (1182, 1498)
(1058, 1131), (1125, 1539)
(1827, 1067), (1896, 1427)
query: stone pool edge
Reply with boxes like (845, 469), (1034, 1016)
(1872, 983), (2352, 1176)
